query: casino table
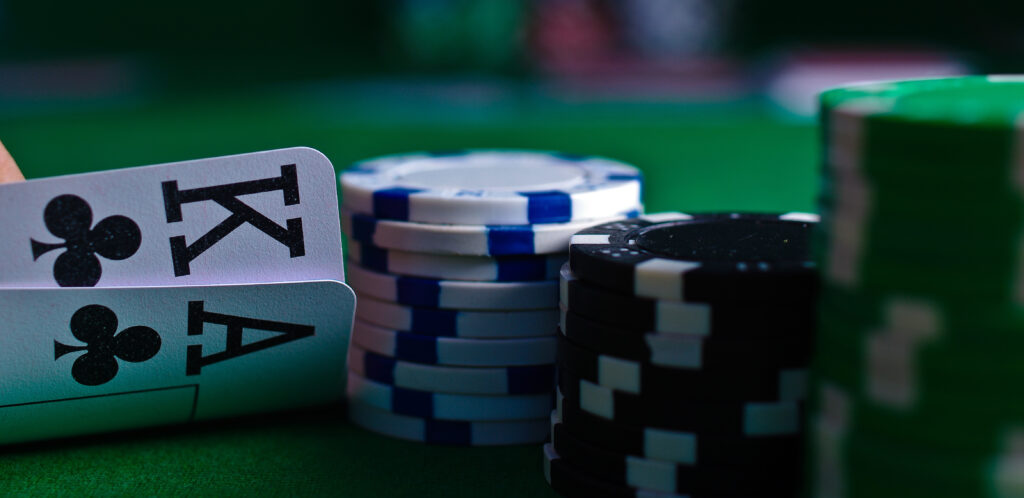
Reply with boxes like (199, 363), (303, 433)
(0, 83), (816, 496)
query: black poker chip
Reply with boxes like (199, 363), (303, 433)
(568, 212), (819, 303)
(544, 443), (679, 498)
(560, 263), (816, 338)
(550, 414), (801, 496)
(556, 334), (809, 401)
(557, 367), (805, 435)
(556, 387), (804, 467)
(559, 308), (813, 371)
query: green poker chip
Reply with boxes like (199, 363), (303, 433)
(822, 256), (1016, 299)
(815, 211), (1022, 300)
(820, 76), (1024, 189)
(821, 76), (1024, 127)
(807, 376), (1015, 456)
(811, 306), (1024, 453)
(815, 204), (1021, 255)
(815, 321), (1024, 399)
(817, 184), (1023, 225)
(813, 76), (1024, 496)
(817, 282), (1024, 338)
(808, 393), (1018, 497)
(841, 429), (1004, 497)
(820, 122), (1018, 186)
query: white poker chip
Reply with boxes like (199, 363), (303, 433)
(355, 294), (558, 338)
(346, 262), (558, 310)
(351, 319), (556, 367)
(342, 208), (641, 256)
(348, 400), (548, 446)
(346, 371), (553, 421)
(349, 240), (565, 282)
(339, 150), (644, 225)
(347, 343), (555, 395)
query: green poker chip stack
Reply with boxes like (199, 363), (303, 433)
(811, 76), (1024, 498)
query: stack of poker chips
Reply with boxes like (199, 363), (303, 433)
(337, 150), (644, 445)
(546, 212), (819, 497)
(813, 76), (1024, 497)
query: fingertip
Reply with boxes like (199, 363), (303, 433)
(0, 139), (25, 183)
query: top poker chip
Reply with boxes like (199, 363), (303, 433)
(821, 76), (1024, 188)
(569, 212), (819, 303)
(821, 75), (1024, 127)
(339, 150), (643, 225)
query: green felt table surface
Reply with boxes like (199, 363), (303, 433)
(0, 83), (817, 497)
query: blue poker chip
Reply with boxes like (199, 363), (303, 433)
(339, 150), (643, 225)
(355, 294), (558, 338)
(347, 262), (558, 310)
(347, 370), (553, 421)
(351, 319), (556, 367)
(349, 240), (565, 282)
(347, 343), (555, 395)
(349, 400), (548, 446)
(342, 208), (641, 257)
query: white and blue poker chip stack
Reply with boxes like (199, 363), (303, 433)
(338, 150), (644, 446)
(545, 212), (820, 497)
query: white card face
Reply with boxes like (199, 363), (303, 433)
(0, 280), (355, 445)
(0, 147), (344, 287)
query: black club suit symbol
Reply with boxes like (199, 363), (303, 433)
(54, 304), (162, 386)
(31, 194), (142, 287)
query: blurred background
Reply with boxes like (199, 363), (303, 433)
(0, 0), (1013, 212)
(3, 3), (1023, 495)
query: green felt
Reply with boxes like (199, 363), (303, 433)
(0, 85), (816, 496)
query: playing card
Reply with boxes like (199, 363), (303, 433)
(0, 280), (355, 445)
(0, 147), (343, 287)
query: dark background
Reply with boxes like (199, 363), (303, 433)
(0, 1), (1021, 89)
(0, 2), (1019, 496)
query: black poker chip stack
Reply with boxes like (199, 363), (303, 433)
(544, 212), (820, 498)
